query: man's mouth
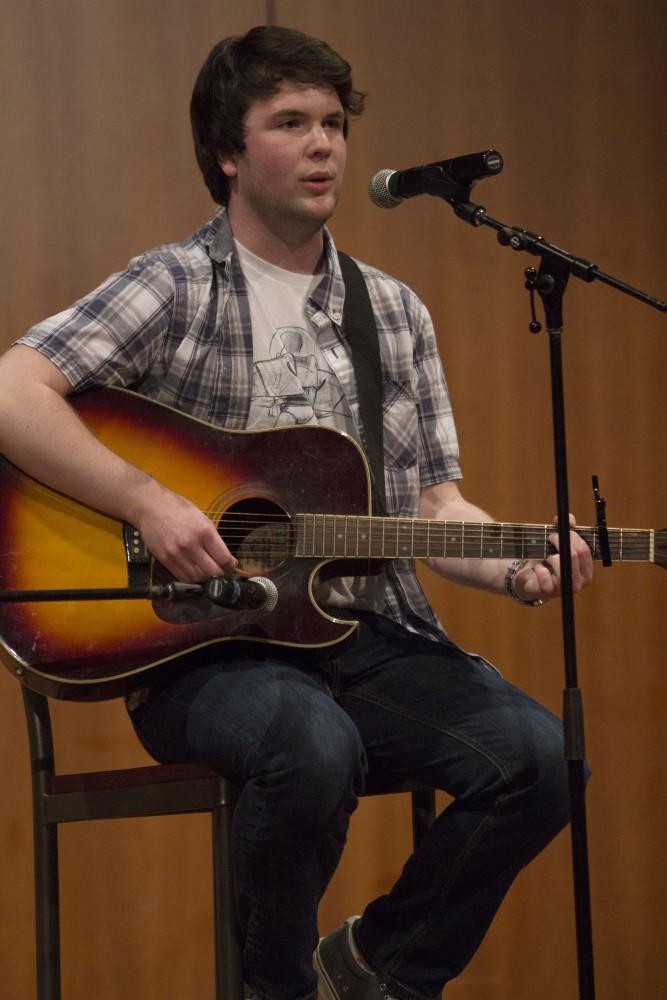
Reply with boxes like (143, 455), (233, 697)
(302, 173), (334, 190)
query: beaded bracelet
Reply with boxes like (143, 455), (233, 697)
(504, 558), (544, 607)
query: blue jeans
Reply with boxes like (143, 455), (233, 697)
(129, 611), (572, 1000)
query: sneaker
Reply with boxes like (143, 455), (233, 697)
(314, 916), (398, 1000)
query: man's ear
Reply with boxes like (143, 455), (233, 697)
(218, 154), (238, 179)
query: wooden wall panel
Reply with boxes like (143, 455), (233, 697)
(1, 1), (665, 998)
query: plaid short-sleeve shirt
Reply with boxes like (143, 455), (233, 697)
(19, 209), (462, 637)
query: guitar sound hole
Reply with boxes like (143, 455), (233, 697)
(217, 498), (293, 575)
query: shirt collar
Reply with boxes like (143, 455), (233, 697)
(204, 207), (235, 264)
(311, 227), (345, 326)
(203, 207), (346, 326)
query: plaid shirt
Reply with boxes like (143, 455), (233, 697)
(20, 209), (461, 637)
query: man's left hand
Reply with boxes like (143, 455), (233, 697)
(513, 515), (594, 602)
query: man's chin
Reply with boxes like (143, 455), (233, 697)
(278, 203), (336, 240)
(259, 195), (339, 243)
(298, 189), (339, 220)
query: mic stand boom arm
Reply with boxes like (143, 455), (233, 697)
(434, 185), (666, 1000)
(445, 188), (667, 313)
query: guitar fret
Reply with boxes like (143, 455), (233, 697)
(400, 519), (411, 557)
(360, 517), (370, 557)
(310, 514), (318, 556)
(335, 516), (345, 556)
(297, 514), (309, 557)
(444, 523), (459, 558)
(373, 517), (383, 558)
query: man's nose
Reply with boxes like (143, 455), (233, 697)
(308, 124), (332, 156)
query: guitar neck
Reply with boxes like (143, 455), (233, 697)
(295, 516), (658, 564)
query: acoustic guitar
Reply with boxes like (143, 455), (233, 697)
(0, 387), (663, 699)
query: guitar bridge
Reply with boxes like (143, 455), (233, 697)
(123, 523), (151, 589)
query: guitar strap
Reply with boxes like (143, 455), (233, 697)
(337, 251), (386, 516)
(337, 252), (443, 640)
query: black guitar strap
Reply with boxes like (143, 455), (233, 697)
(337, 251), (386, 516)
(337, 253), (443, 641)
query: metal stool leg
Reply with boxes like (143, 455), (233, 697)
(24, 688), (61, 999)
(212, 801), (244, 1000)
(33, 819), (61, 1000)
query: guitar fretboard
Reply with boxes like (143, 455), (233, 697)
(295, 516), (655, 563)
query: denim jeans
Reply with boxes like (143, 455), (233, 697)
(129, 611), (572, 1000)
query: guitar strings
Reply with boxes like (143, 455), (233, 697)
(202, 512), (650, 537)
(196, 511), (653, 559)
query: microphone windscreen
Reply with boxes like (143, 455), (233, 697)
(249, 576), (279, 612)
(368, 169), (402, 208)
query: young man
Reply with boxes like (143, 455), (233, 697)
(0, 26), (593, 1000)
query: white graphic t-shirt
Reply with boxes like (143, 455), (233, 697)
(236, 241), (384, 615)
(238, 242), (356, 437)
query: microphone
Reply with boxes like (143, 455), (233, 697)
(203, 575), (279, 612)
(368, 150), (503, 208)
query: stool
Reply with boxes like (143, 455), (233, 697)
(22, 685), (435, 999)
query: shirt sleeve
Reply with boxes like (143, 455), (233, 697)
(16, 253), (175, 391)
(408, 288), (462, 486)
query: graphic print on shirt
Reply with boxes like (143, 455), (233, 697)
(251, 326), (349, 426)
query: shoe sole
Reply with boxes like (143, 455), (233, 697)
(313, 940), (338, 1000)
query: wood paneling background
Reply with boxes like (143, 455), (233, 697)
(1, 2), (664, 998)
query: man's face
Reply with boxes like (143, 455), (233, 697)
(219, 82), (348, 242)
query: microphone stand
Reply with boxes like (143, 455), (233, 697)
(426, 173), (665, 1000)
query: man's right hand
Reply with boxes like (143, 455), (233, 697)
(131, 479), (238, 583)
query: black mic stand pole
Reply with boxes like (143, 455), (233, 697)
(428, 174), (666, 1000)
(529, 256), (595, 1000)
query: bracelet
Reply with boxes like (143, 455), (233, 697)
(504, 559), (544, 607)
